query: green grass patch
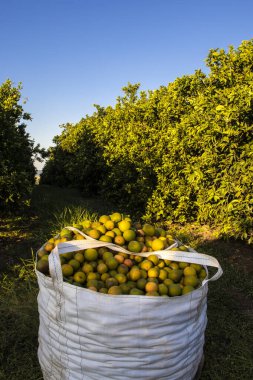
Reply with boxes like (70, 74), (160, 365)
(0, 260), (42, 380)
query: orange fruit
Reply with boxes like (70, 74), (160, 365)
(183, 266), (197, 276)
(145, 281), (158, 293)
(87, 272), (99, 281)
(73, 271), (86, 284)
(97, 225), (107, 234)
(118, 220), (131, 232)
(106, 257), (118, 270)
(101, 273), (110, 282)
(182, 285), (195, 295)
(97, 263), (108, 274)
(36, 260), (49, 274)
(37, 248), (48, 259)
(199, 268), (207, 279)
(117, 263), (129, 275)
(179, 262), (188, 269)
(110, 213), (122, 222)
(44, 242), (54, 252)
(142, 224), (155, 236)
(104, 220), (115, 231)
(190, 263), (202, 273)
(146, 291), (159, 296)
(168, 284), (182, 297)
(136, 278), (147, 290)
(119, 283), (131, 294)
(115, 273), (127, 284)
(99, 288), (108, 294)
(124, 258), (134, 267)
(108, 286), (122, 295)
(99, 215), (111, 224)
(74, 252), (85, 264)
(158, 284), (168, 295)
(88, 229), (100, 240)
(68, 259), (80, 271)
(170, 262), (179, 270)
(40, 254), (49, 261)
(114, 235), (125, 245)
(82, 263), (93, 274)
(148, 267), (160, 278)
(123, 229), (136, 242)
(151, 239), (164, 251)
(163, 278), (174, 287)
(62, 264), (74, 277)
(102, 251), (113, 261)
(158, 269), (168, 281)
(130, 288), (144, 295)
(99, 235), (112, 243)
(140, 260), (153, 271)
(105, 230), (115, 238)
(112, 227), (122, 236)
(114, 254), (124, 264)
(168, 269), (183, 283)
(62, 252), (73, 260)
(128, 241), (142, 253)
(129, 267), (142, 281)
(106, 277), (118, 288)
(84, 248), (98, 261)
(147, 254), (159, 266)
(183, 275), (199, 287)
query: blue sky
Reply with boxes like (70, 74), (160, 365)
(1, 0), (252, 168)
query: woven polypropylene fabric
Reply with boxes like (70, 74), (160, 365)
(37, 270), (207, 380)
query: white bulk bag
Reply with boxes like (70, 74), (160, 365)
(36, 227), (222, 380)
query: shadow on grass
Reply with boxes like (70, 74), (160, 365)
(191, 239), (253, 380)
(0, 185), (124, 272)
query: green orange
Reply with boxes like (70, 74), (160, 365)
(110, 212), (122, 223)
(108, 286), (122, 295)
(129, 267), (142, 281)
(99, 235), (113, 243)
(142, 224), (155, 236)
(73, 271), (86, 284)
(36, 260), (49, 274)
(183, 275), (199, 287)
(168, 283), (182, 297)
(84, 248), (98, 261)
(128, 241), (142, 253)
(123, 229), (136, 242)
(62, 264), (74, 277)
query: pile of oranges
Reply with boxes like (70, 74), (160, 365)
(36, 213), (207, 296)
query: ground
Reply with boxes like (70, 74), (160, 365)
(0, 185), (252, 379)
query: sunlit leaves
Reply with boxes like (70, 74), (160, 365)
(42, 40), (253, 243)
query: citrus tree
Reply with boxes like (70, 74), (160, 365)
(0, 80), (43, 211)
(42, 40), (253, 243)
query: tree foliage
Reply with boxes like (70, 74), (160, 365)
(42, 40), (253, 243)
(0, 80), (42, 211)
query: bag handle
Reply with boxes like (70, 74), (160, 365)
(48, 226), (222, 288)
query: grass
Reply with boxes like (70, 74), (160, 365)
(0, 184), (253, 379)
(194, 243), (253, 379)
(0, 263), (41, 380)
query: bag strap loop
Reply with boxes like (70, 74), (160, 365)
(49, 227), (222, 289)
